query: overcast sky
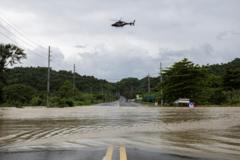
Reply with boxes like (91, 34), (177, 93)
(0, 0), (240, 81)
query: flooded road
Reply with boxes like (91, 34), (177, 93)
(0, 101), (240, 160)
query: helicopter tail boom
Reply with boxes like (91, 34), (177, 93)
(130, 20), (135, 26)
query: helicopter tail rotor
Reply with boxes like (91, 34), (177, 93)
(130, 20), (135, 26)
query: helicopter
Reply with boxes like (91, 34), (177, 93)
(111, 19), (135, 27)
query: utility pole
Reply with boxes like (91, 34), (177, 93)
(73, 64), (76, 96)
(101, 85), (104, 95)
(46, 46), (51, 107)
(148, 73), (151, 93)
(160, 62), (163, 106)
(130, 85), (133, 98)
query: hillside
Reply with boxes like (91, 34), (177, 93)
(1, 67), (117, 107)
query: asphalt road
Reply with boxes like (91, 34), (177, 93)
(0, 147), (215, 160)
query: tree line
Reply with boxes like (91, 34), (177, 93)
(117, 58), (240, 105)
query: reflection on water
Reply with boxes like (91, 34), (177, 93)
(0, 106), (240, 159)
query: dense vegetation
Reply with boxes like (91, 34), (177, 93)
(118, 58), (240, 105)
(1, 67), (117, 107)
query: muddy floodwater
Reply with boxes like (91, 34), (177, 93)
(0, 102), (240, 159)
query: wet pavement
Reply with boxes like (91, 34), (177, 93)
(0, 147), (216, 160)
(0, 100), (240, 160)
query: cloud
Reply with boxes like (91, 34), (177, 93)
(0, 0), (240, 81)
(74, 45), (86, 49)
(217, 31), (240, 40)
(75, 43), (220, 81)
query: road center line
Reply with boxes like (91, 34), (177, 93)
(104, 145), (113, 160)
(120, 145), (127, 160)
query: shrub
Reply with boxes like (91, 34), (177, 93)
(49, 96), (74, 107)
(31, 96), (44, 106)
(3, 84), (36, 106)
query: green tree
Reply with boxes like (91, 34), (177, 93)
(223, 58), (240, 90)
(48, 80), (75, 107)
(204, 73), (225, 104)
(117, 78), (140, 99)
(0, 44), (26, 103)
(162, 58), (207, 104)
(57, 80), (73, 98)
(2, 84), (36, 106)
(223, 58), (240, 104)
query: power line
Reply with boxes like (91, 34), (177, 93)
(0, 13), (48, 48)
(0, 20), (70, 70)
(0, 25), (47, 58)
(0, 23), (40, 50)
(0, 14), (85, 78)
(0, 21), (47, 58)
(0, 30), (18, 44)
(0, 14), (60, 69)
(0, 29), (47, 60)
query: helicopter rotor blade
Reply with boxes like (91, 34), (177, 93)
(110, 19), (119, 21)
